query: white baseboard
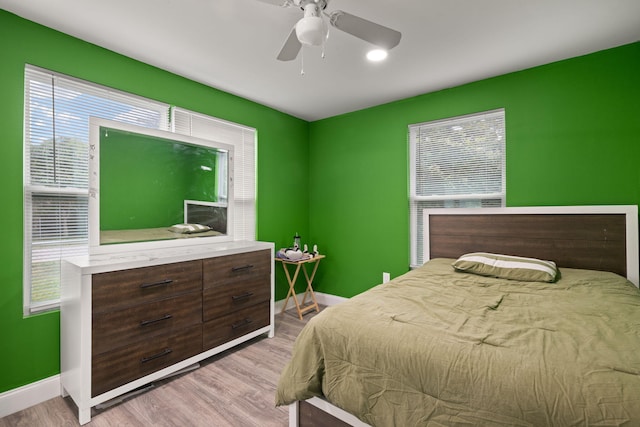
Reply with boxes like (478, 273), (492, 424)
(1, 292), (346, 418)
(275, 291), (346, 313)
(0, 375), (61, 418)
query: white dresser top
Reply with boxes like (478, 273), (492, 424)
(63, 240), (274, 274)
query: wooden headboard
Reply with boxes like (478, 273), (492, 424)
(423, 206), (639, 287)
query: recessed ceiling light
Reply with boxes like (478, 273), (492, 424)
(366, 49), (388, 62)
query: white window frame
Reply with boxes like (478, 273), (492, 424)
(23, 65), (171, 315)
(23, 66), (257, 315)
(408, 109), (506, 268)
(171, 107), (257, 242)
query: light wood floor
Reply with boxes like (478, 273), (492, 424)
(1, 308), (321, 427)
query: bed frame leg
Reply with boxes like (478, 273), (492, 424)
(289, 401), (300, 427)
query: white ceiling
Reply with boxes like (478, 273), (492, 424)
(2, 0), (639, 121)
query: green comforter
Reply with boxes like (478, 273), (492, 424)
(276, 258), (640, 426)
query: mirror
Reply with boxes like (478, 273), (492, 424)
(89, 118), (234, 253)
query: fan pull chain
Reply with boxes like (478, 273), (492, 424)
(300, 47), (305, 76)
(322, 27), (329, 59)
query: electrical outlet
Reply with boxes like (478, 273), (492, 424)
(383, 272), (390, 283)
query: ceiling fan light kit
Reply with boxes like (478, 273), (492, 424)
(258, 0), (402, 62)
(295, 3), (327, 46)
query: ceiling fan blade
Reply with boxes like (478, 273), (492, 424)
(328, 10), (401, 50)
(277, 27), (302, 61)
(255, 0), (294, 7)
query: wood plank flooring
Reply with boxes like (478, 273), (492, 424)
(0, 308), (320, 427)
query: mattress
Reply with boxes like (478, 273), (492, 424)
(100, 227), (222, 245)
(276, 258), (640, 426)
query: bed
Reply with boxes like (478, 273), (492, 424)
(99, 201), (227, 245)
(100, 226), (222, 244)
(275, 206), (640, 426)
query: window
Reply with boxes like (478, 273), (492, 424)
(409, 109), (505, 267)
(24, 66), (257, 314)
(171, 107), (256, 241)
(23, 65), (170, 314)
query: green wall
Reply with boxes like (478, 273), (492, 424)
(308, 41), (640, 298)
(2, 7), (639, 397)
(100, 128), (223, 230)
(0, 9), (308, 394)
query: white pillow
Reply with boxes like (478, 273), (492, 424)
(452, 252), (558, 283)
(168, 223), (211, 234)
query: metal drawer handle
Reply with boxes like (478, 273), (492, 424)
(231, 292), (254, 301)
(231, 264), (254, 273)
(140, 348), (172, 364)
(231, 318), (253, 330)
(140, 279), (173, 289)
(140, 314), (173, 327)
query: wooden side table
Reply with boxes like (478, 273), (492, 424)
(276, 254), (325, 320)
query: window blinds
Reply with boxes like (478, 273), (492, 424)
(23, 66), (257, 314)
(172, 107), (257, 241)
(408, 109), (505, 267)
(23, 65), (169, 313)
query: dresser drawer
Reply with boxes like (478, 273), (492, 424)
(202, 276), (270, 322)
(92, 291), (202, 356)
(202, 301), (270, 351)
(203, 250), (270, 290)
(92, 260), (202, 313)
(92, 324), (202, 397)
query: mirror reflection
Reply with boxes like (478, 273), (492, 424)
(98, 125), (230, 245)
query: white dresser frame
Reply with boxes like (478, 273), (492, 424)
(60, 240), (274, 425)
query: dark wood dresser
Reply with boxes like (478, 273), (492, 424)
(60, 241), (274, 424)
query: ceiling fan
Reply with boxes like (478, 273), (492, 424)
(256, 0), (402, 61)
